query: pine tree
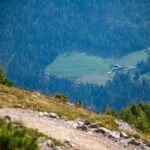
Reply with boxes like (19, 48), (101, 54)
(0, 67), (13, 87)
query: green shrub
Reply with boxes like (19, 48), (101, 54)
(105, 102), (150, 133)
(0, 67), (13, 87)
(105, 107), (118, 118)
(76, 100), (83, 107)
(0, 117), (38, 150)
(120, 102), (150, 133)
(53, 93), (68, 103)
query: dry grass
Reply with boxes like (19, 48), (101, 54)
(0, 84), (150, 141)
(0, 84), (117, 130)
(141, 133), (150, 142)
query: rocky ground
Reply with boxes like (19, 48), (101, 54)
(0, 108), (149, 150)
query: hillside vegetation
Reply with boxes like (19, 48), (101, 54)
(120, 103), (150, 133)
(0, 84), (116, 131)
(0, 67), (13, 87)
(0, 84), (150, 141)
(0, 68), (150, 143)
(106, 102), (150, 133)
(1, 0), (149, 113)
(0, 0), (149, 104)
(0, 116), (37, 150)
(106, 102), (150, 141)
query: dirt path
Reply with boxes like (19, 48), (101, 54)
(0, 108), (130, 150)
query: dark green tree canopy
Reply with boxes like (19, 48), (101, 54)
(0, 67), (13, 87)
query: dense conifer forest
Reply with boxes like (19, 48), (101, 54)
(0, 0), (150, 112)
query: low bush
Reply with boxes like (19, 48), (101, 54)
(0, 67), (13, 87)
(53, 93), (68, 103)
(0, 117), (38, 150)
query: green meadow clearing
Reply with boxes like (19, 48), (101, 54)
(119, 50), (148, 66)
(45, 50), (148, 85)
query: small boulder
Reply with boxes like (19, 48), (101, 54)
(109, 131), (120, 139)
(39, 112), (44, 117)
(53, 146), (64, 150)
(120, 131), (129, 139)
(76, 121), (84, 126)
(46, 140), (55, 148)
(48, 113), (59, 119)
(90, 122), (100, 128)
(84, 120), (91, 126)
(128, 139), (142, 146)
(145, 141), (150, 147)
(38, 138), (54, 150)
(43, 112), (49, 117)
(77, 125), (89, 131)
(140, 145), (150, 150)
(66, 121), (78, 128)
(64, 140), (75, 147)
(120, 137), (135, 147)
(95, 127), (111, 134)
(87, 131), (93, 135)
(115, 119), (139, 135)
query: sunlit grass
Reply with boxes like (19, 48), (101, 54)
(0, 84), (117, 130)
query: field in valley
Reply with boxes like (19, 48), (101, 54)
(45, 50), (148, 85)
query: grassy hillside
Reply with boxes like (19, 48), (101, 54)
(0, 84), (117, 130)
(0, 84), (150, 141)
(45, 50), (148, 85)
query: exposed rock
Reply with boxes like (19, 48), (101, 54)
(140, 145), (150, 150)
(145, 142), (150, 147)
(43, 112), (49, 117)
(120, 137), (135, 147)
(38, 143), (52, 150)
(64, 140), (75, 147)
(39, 111), (44, 117)
(90, 122), (100, 128)
(84, 120), (91, 126)
(120, 131), (129, 138)
(53, 146), (64, 150)
(76, 120), (84, 126)
(87, 131), (93, 135)
(46, 140), (55, 148)
(66, 121), (78, 128)
(48, 113), (59, 119)
(38, 138), (54, 150)
(120, 139), (129, 147)
(77, 125), (89, 131)
(115, 119), (139, 135)
(128, 139), (142, 146)
(95, 127), (111, 134)
(109, 131), (120, 139)
(39, 111), (59, 119)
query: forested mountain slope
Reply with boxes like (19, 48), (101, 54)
(0, 0), (150, 112)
